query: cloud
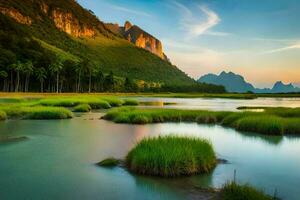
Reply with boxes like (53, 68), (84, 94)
(262, 42), (300, 54)
(173, 2), (226, 39)
(108, 5), (152, 17)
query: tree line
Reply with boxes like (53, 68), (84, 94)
(0, 31), (142, 93)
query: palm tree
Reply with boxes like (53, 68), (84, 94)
(87, 63), (95, 93)
(11, 61), (23, 92)
(74, 62), (82, 93)
(35, 67), (46, 92)
(0, 70), (8, 91)
(49, 57), (63, 93)
(23, 60), (33, 92)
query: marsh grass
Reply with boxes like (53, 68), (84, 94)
(0, 111), (6, 120)
(235, 116), (283, 135)
(220, 182), (273, 200)
(0, 106), (73, 119)
(123, 99), (139, 106)
(104, 107), (300, 135)
(36, 96), (137, 109)
(38, 98), (111, 109)
(126, 136), (216, 177)
(73, 104), (92, 112)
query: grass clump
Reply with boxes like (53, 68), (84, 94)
(97, 158), (120, 167)
(235, 116), (283, 135)
(73, 104), (92, 112)
(220, 182), (273, 200)
(100, 97), (124, 107)
(0, 106), (73, 119)
(22, 107), (73, 119)
(123, 99), (139, 106)
(126, 136), (216, 177)
(104, 107), (300, 136)
(0, 111), (7, 120)
(38, 98), (112, 109)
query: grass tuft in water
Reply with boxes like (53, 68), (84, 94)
(73, 104), (92, 112)
(0, 111), (6, 120)
(126, 136), (216, 177)
(97, 158), (120, 167)
(123, 99), (139, 106)
(220, 182), (274, 200)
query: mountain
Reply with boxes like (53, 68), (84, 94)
(198, 71), (300, 93)
(0, 0), (225, 93)
(198, 71), (256, 93)
(105, 21), (168, 61)
(271, 81), (300, 93)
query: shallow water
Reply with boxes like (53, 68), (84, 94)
(135, 97), (300, 111)
(1, 98), (300, 200)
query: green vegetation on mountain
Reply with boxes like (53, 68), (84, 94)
(0, 0), (225, 93)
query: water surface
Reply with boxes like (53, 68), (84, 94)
(1, 98), (300, 199)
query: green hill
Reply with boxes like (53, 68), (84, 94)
(0, 0), (225, 93)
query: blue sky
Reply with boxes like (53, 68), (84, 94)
(78, 0), (300, 88)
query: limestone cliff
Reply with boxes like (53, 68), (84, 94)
(51, 9), (96, 37)
(0, 0), (109, 38)
(122, 21), (165, 60)
(106, 21), (167, 60)
(0, 7), (32, 25)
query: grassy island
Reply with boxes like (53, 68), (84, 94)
(104, 107), (300, 136)
(0, 95), (139, 120)
(73, 104), (92, 112)
(125, 136), (216, 177)
(0, 106), (73, 119)
(0, 111), (6, 120)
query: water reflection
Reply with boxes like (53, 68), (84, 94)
(135, 97), (300, 111)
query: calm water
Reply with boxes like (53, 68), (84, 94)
(1, 98), (300, 200)
(135, 97), (300, 111)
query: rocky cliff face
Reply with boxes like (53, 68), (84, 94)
(122, 21), (165, 60)
(0, 1), (101, 38)
(106, 21), (167, 60)
(51, 9), (96, 37)
(0, 7), (32, 25)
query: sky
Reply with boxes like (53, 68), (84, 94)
(77, 0), (300, 88)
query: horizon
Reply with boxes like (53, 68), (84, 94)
(78, 0), (300, 88)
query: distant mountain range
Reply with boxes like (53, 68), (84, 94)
(198, 71), (300, 93)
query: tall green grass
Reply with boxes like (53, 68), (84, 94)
(123, 99), (139, 106)
(0, 111), (6, 120)
(0, 106), (73, 119)
(36, 96), (138, 109)
(104, 107), (300, 136)
(235, 116), (283, 135)
(73, 104), (92, 112)
(38, 98), (111, 109)
(126, 136), (216, 177)
(220, 182), (273, 200)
